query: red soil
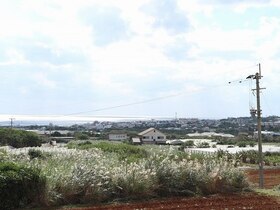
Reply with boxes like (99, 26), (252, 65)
(245, 168), (280, 188)
(65, 194), (280, 210)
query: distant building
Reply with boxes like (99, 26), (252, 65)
(132, 137), (141, 145)
(253, 131), (280, 139)
(187, 132), (235, 138)
(138, 128), (166, 144)
(108, 132), (128, 141)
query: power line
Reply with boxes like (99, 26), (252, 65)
(52, 64), (258, 117)
(261, 92), (274, 116)
(62, 83), (228, 117)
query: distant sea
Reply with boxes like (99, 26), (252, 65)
(0, 114), (171, 126)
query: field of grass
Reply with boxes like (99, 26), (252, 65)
(0, 142), (255, 209)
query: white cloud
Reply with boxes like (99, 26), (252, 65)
(0, 0), (279, 117)
(32, 72), (57, 89)
(0, 48), (30, 66)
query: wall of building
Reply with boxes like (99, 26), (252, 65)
(141, 129), (166, 143)
(109, 134), (128, 141)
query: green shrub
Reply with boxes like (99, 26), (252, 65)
(0, 128), (41, 148)
(184, 140), (195, 148)
(237, 141), (247, 147)
(236, 141), (256, 148)
(28, 149), (44, 160)
(0, 162), (46, 209)
(249, 141), (256, 147)
(74, 132), (89, 140)
(0, 149), (7, 161)
(263, 152), (280, 166)
(216, 149), (233, 160)
(78, 141), (92, 146)
(197, 142), (210, 148)
(67, 142), (149, 163)
(236, 150), (258, 163)
(216, 138), (236, 145)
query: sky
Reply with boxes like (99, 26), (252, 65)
(0, 0), (280, 121)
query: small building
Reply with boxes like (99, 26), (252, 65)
(253, 131), (280, 139)
(132, 137), (142, 145)
(138, 128), (166, 144)
(109, 133), (128, 141)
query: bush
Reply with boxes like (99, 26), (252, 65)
(237, 141), (247, 147)
(184, 140), (195, 148)
(249, 141), (256, 147)
(28, 149), (45, 160)
(78, 141), (92, 146)
(216, 149), (233, 160)
(216, 138), (236, 145)
(67, 142), (149, 163)
(0, 128), (41, 148)
(236, 150), (258, 164)
(0, 162), (46, 209)
(197, 142), (210, 148)
(264, 152), (280, 166)
(74, 132), (89, 140)
(0, 149), (7, 161)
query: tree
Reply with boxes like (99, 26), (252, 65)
(51, 131), (62, 137)
(74, 132), (89, 140)
(0, 128), (41, 148)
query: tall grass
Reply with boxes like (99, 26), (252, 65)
(1, 146), (248, 207)
(67, 141), (149, 163)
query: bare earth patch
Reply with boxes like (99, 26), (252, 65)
(63, 193), (279, 210)
(245, 168), (280, 188)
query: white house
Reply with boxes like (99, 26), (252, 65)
(109, 133), (128, 141)
(138, 128), (166, 144)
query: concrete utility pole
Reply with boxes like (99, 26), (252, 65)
(256, 63), (264, 188)
(248, 63), (264, 188)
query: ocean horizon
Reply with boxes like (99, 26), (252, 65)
(0, 114), (174, 126)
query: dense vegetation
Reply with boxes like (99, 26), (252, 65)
(0, 128), (41, 148)
(0, 162), (46, 210)
(213, 136), (256, 148)
(0, 143), (250, 209)
(67, 141), (149, 162)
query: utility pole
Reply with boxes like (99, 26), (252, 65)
(9, 118), (15, 129)
(247, 63), (264, 188)
(256, 63), (264, 188)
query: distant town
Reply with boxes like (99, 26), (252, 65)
(4, 115), (280, 144)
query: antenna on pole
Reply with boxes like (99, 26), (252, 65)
(258, 63), (262, 77)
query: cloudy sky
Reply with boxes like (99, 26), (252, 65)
(0, 0), (280, 120)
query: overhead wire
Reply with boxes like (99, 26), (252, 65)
(61, 83), (230, 117)
(57, 63), (259, 117)
(0, 64), (262, 122)
(60, 65), (259, 118)
(248, 77), (255, 110)
(261, 92), (274, 117)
